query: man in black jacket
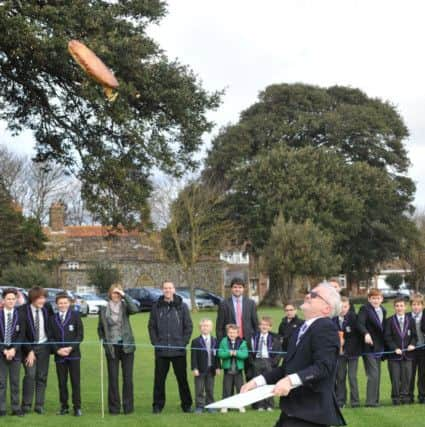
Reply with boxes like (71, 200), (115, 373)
(148, 281), (193, 414)
(278, 302), (304, 353)
(357, 288), (386, 407)
(18, 286), (54, 415)
(242, 282), (346, 427)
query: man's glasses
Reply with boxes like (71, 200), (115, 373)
(307, 290), (330, 306)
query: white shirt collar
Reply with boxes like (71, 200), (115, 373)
(202, 334), (211, 340)
(4, 308), (14, 316)
(304, 316), (321, 327)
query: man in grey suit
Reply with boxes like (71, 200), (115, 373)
(216, 277), (259, 378)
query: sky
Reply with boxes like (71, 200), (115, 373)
(2, 0), (425, 206)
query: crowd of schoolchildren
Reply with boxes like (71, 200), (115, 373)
(1, 282), (425, 417)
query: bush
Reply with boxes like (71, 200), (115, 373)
(0, 262), (55, 289)
(385, 273), (404, 290)
(87, 262), (121, 294)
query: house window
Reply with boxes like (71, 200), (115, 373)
(67, 262), (80, 270)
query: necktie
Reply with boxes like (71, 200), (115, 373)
(61, 313), (66, 324)
(205, 337), (212, 366)
(399, 316), (404, 330)
(236, 298), (243, 338)
(230, 341), (236, 372)
(339, 317), (344, 330)
(5, 312), (12, 346)
(296, 323), (308, 346)
(35, 309), (40, 343)
(376, 308), (383, 324)
(257, 335), (265, 358)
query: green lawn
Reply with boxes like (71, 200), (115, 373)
(4, 304), (425, 426)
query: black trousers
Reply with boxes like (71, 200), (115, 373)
(388, 359), (412, 403)
(0, 356), (20, 412)
(409, 350), (425, 401)
(55, 359), (81, 410)
(106, 346), (134, 414)
(275, 413), (327, 427)
(21, 344), (51, 410)
(251, 358), (274, 408)
(153, 355), (192, 410)
(222, 371), (244, 399)
(194, 372), (215, 408)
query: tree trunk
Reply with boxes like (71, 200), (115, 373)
(260, 272), (294, 307)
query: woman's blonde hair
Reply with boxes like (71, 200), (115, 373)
(108, 283), (124, 299)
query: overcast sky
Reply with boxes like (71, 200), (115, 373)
(2, 0), (425, 206)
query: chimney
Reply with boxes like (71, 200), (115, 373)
(49, 202), (65, 231)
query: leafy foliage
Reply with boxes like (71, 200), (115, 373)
(87, 261), (121, 294)
(0, 261), (54, 288)
(0, 1), (221, 227)
(385, 273), (404, 291)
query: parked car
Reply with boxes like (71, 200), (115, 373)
(176, 288), (215, 309)
(100, 292), (142, 312)
(44, 288), (89, 316)
(179, 287), (223, 307)
(78, 293), (108, 315)
(125, 287), (162, 312)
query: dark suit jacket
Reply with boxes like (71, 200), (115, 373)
(48, 310), (84, 362)
(216, 296), (259, 342)
(407, 310), (425, 356)
(332, 311), (362, 358)
(0, 308), (25, 360)
(384, 314), (417, 361)
(357, 303), (386, 355)
(278, 316), (304, 352)
(249, 331), (282, 367)
(191, 335), (220, 374)
(18, 302), (54, 356)
(263, 317), (346, 426)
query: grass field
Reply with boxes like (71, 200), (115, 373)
(3, 304), (425, 426)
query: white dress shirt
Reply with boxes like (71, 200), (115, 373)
(31, 305), (47, 344)
(254, 317), (321, 389)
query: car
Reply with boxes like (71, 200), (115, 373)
(175, 288), (214, 310)
(125, 287), (162, 312)
(179, 287), (223, 307)
(44, 288), (89, 316)
(78, 293), (108, 315)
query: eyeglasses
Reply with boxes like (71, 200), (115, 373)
(306, 290), (331, 306)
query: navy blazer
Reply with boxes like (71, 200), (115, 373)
(332, 311), (362, 358)
(191, 335), (220, 374)
(250, 331), (282, 367)
(18, 303), (54, 355)
(384, 314), (417, 361)
(48, 310), (84, 362)
(357, 303), (386, 355)
(263, 317), (346, 426)
(0, 308), (25, 360)
(278, 316), (304, 352)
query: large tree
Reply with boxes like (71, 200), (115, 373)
(0, 1), (220, 228)
(203, 84), (416, 289)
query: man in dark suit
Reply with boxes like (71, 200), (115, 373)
(357, 288), (386, 407)
(48, 292), (84, 416)
(278, 302), (304, 353)
(0, 288), (25, 417)
(242, 282), (346, 427)
(216, 278), (259, 344)
(18, 286), (54, 414)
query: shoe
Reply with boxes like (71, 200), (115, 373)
(258, 407), (265, 411)
(351, 404), (360, 408)
(152, 406), (162, 414)
(182, 406), (193, 413)
(34, 407), (44, 414)
(12, 410), (24, 416)
(0, 411), (6, 416)
(123, 409), (134, 415)
(266, 407), (273, 412)
(74, 408), (82, 416)
(57, 407), (69, 415)
(22, 406), (31, 414)
(207, 408), (217, 413)
(220, 408), (228, 413)
(419, 398), (425, 404)
(239, 407), (246, 413)
(365, 404), (379, 408)
(392, 400), (400, 406)
(195, 407), (203, 413)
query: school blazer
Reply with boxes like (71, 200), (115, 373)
(191, 335), (220, 374)
(217, 337), (249, 371)
(48, 310), (84, 362)
(357, 303), (387, 355)
(384, 314), (417, 361)
(18, 302), (54, 355)
(278, 316), (304, 352)
(263, 317), (346, 426)
(250, 331), (282, 367)
(0, 308), (25, 360)
(332, 312), (362, 358)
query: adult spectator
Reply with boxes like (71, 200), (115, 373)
(278, 302), (304, 353)
(98, 283), (139, 415)
(242, 282), (346, 427)
(216, 277), (259, 344)
(148, 281), (193, 414)
(19, 286), (54, 414)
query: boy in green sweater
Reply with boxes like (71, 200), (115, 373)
(218, 323), (249, 413)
